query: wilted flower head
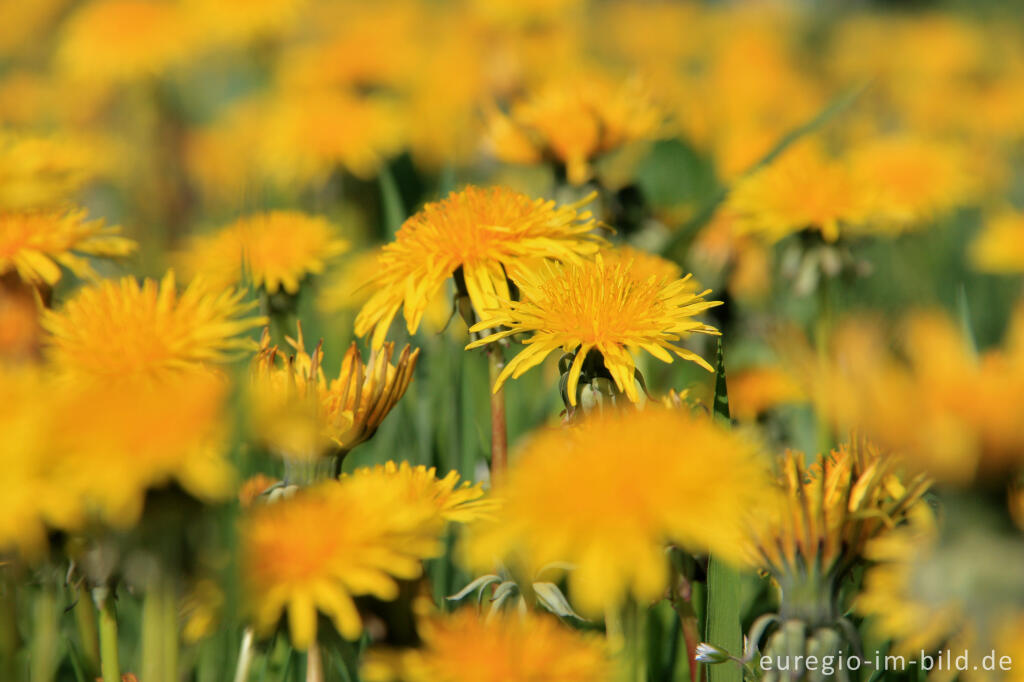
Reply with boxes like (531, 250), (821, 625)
(242, 476), (442, 649)
(178, 211), (348, 294)
(43, 270), (265, 385)
(466, 407), (769, 616)
(355, 186), (603, 348)
(363, 609), (611, 682)
(468, 252), (720, 406)
(251, 324), (419, 461)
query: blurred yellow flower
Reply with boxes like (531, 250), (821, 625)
(251, 324), (419, 461)
(347, 461), (498, 525)
(355, 186), (602, 348)
(486, 75), (664, 185)
(43, 270), (265, 384)
(727, 365), (805, 421)
(242, 477), (442, 649)
(0, 209), (134, 286)
(465, 407), (769, 616)
(851, 135), (974, 230)
(183, 0), (306, 48)
(0, 131), (113, 209)
(468, 254), (720, 406)
(179, 211), (348, 294)
(970, 210), (1024, 273)
(363, 609), (611, 682)
(58, 0), (198, 84)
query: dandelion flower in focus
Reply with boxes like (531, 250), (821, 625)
(242, 477), (442, 649)
(726, 142), (869, 243)
(58, 0), (198, 84)
(346, 461), (498, 525)
(363, 609), (611, 682)
(469, 254), (720, 406)
(0, 209), (135, 286)
(43, 270), (265, 384)
(251, 325), (419, 461)
(970, 210), (1024, 273)
(465, 407), (769, 616)
(486, 76), (665, 185)
(179, 211), (348, 294)
(355, 186), (603, 348)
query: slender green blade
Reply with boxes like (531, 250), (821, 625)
(706, 340), (742, 682)
(378, 163), (405, 239)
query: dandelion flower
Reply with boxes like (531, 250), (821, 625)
(251, 324), (419, 460)
(242, 477), (442, 649)
(355, 186), (603, 348)
(486, 75), (665, 185)
(726, 142), (869, 243)
(970, 210), (1024, 273)
(178, 211), (348, 294)
(468, 254), (721, 406)
(363, 609), (611, 682)
(43, 270), (265, 384)
(0, 131), (113, 209)
(727, 365), (805, 421)
(346, 461), (499, 525)
(58, 0), (198, 84)
(0, 209), (135, 286)
(465, 407), (769, 616)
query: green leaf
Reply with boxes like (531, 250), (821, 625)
(706, 340), (742, 682)
(532, 582), (585, 620)
(446, 574), (501, 602)
(378, 163), (405, 240)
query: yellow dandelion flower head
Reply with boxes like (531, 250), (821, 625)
(747, 439), (930, 591)
(970, 209), (1024, 274)
(43, 270), (265, 384)
(727, 365), (805, 421)
(317, 248), (387, 313)
(468, 253), (721, 406)
(464, 407), (770, 616)
(260, 89), (404, 184)
(0, 131), (113, 210)
(58, 0), (198, 85)
(251, 324), (420, 458)
(0, 208), (135, 286)
(355, 186), (603, 348)
(179, 211), (348, 294)
(55, 371), (234, 525)
(0, 365), (82, 557)
(726, 141), (870, 243)
(363, 609), (611, 682)
(487, 75), (665, 185)
(242, 477), (442, 649)
(347, 461), (499, 525)
(851, 135), (975, 231)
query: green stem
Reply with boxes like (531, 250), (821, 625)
(93, 586), (121, 682)
(622, 601), (648, 682)
(0, 567), (20, 682)
(73, 582), (100, 672)
(305, 641), (324, 682)
(142, 575), (163, 682)
(486, 345), (508, 488)
(233, 628), (255, 682)
(30, 578), (58, 682)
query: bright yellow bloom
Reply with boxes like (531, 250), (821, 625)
(43, 270), (265, 384)
(346, 461), (499, 525)
(468, 254), (720, 406)
(486, 75), (665, 185)
(465, 407), (769, 616)
(747, 440), (929, 619)
(851, 136), (974, 230)
(251, 325), (419, 459)
(726, 142), (870, 243)
(0, 131), (113, 210)
(0, 209), (135, 286)
(179, 211), (348, 294)
(242, 477), (442, 649)
(970, 210), (1024, 273)
(355, 186), (603, 348)
(58, 0), (198, 84)
(363, 609), (611, 682)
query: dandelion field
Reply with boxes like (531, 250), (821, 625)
(4, 1), (1024, 681)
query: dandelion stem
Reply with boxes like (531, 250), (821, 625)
(306, 640), (324, 682)
(487, 344), (508, 487)
(72, 581), (100, 672)
(233, 628), (255, 682)
(93, 586), (121, 682)
(30, 578), (57, 682)
(0, 568), (19, 682)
